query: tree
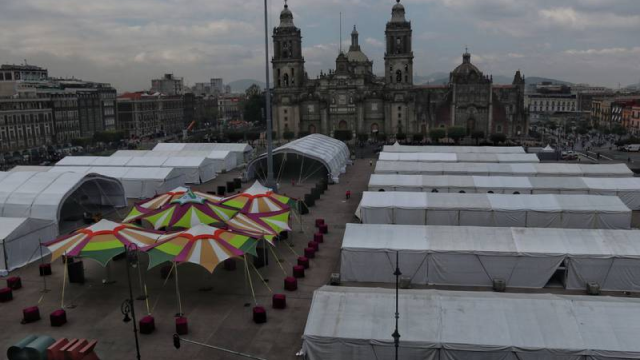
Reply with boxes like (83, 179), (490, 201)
(396, 133), (407, 141)
(490, 133), (507, 145)
(612, 124), (628, 137)
(245, 84), (262, 98)
(242, 87), (266, 124)
(93, 131), (125, 144)
(470, 130), (485, 145)
(412, 133), (424, 143)
(448, 126), (466, 144)
(357, 133), (369, 143)
(283, 131), (295, 141)
(429, 128), (446, 143)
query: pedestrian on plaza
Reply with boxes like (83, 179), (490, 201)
(369, 160), (373, 167)
(345, 190), (351, 200)
(629, 157), (632, 163)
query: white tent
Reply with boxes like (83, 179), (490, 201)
(9, 166), (51, 172)
(56, 155), (216, 184)
(51, 166), (184, 199)
(379, 152), (539, 163)
(369, 175), (640, 210)
(357, 192), (631, 229)
(0, 171), (126, 223)
(383, 144), (525, 153)
(375, 161), (633, 177)
(341, 224), (640, 291)
(0, 217), (57, 276)
(112, 150), (237, 172)
(303, 286), (640, 360)
(247, 134), (350, 183)
(152, 142), (253, 164)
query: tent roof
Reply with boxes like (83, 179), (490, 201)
(379, 152), (539, 163)
(359, 192), (631, 214)
(383, 144), (525, 154)
(375, 161), (633, 177)
(52, 166), (180, 180)
(304, 286), (640, 357)
(247, 134), (350, 182)
(0, 217), (56, 244)
(153, 142), (252, 152)
(8, 166), (51, 173)
(0, 171), (125, 223)
(342, 224), (640, 257)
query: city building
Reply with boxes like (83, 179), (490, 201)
(50, 93), (80, 144)
(151, 74), (184, 96)
(218, 94), (244, 124)
(0, 64), (49, 97)
(210, 78), (224, 94)
(192, 82), (212, 96)
(592, 98), (613, 129)
(271, 1), (528, 139)
(631, 105), (640, 135)
(116, 92), (184, 138)
(0, 95), (54, 152)
(55, 80), (118, 135)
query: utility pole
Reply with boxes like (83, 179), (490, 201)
(264, 0), (276, 189)
(392, 251), (401, 360)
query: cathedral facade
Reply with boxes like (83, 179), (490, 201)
(271, 0), (528, 140)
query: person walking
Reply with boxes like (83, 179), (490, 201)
(345, 190), (351, 200)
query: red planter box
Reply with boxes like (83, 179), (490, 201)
(315, 219), (325, 227)
(319, 224), (328, 234)
(139, 315), (155, 334)
(23, 306), (41, 323)
(39, 263), (52, 276)
(272, 294), (287, 309)
(308, 241), (319, 251)
(50, 309), (67, 327)
(253, 306), (267, 324)
(297, 256), (310, 269)
(293, 265), (305, 278)
(0, 287), (12, 302)
(304, 247), (316, 259)
(314, 233), (324, 243)
(176, 317), (188, 335)
(7, 276), (22, 290)
(284, 276), (298, 291)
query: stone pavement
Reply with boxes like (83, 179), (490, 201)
(0, 159), (373, 360)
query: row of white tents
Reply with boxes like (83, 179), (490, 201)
(357, 192), (632, 229)
(369, 174), (640, 210)
(383, 143), (526, 153)
(379, 152), (540, 163)
(110, 150), (237, 173)
(375, 161), (634, 177)
(302, 286), (640, 360)
(152, 142), (253, 165)
(341, 224), (640, 291)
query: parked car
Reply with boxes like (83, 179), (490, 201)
(624, 144), (640, 152)
(561, 151), (578, 160)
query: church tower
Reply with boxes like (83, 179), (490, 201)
(384, 0), (413, 87)
(272, 1), (304, 89)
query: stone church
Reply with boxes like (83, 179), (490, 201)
(271, 0), (528, 139)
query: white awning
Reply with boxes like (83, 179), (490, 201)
(303, 287), (640, 360)
(340, 224), (640, 291)
(357, 192), (631, 229)
(383, 144), (526, 153)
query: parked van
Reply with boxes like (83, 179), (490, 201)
(625, 144), (640, 152)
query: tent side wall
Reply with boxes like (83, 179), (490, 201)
(0, 218), (57, 276)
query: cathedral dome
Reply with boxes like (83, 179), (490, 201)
(451, 51), (482, 77)
(279, 3), (295, 28)
(391, 0), (406, 23)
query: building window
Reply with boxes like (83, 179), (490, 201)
(497, 125), (503, 133)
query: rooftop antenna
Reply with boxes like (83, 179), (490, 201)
(339, 12), (343, 53)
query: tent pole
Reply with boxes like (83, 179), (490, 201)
(38, 239), (49, 293)
(174, 262), (183, 317)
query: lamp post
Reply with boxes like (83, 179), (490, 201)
(392, 251), (401, 360)
(121, 243), (142, 360)
(263, 0), (276, 189)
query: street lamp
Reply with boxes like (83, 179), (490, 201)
(392, 251), (401, 360)
(263, 0), (276, 189)
(121, 243), (142, 360)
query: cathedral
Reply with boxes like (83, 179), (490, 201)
(271, 0), (528, 140)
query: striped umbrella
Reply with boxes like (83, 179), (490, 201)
(143, 224), (258, 273)
(225, 210), (291, 246)
(44, 220), (162, 266)
(124, 187), (222, 223)
(137, 190), (237, 230)
(220, 181), (294, 214)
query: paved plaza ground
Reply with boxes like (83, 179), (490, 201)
(0, 159), (373, 360)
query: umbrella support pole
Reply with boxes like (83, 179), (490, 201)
(174, 263), (183, 317)
(38, 239), (50, 293)
(102, 262), (116, 285)
(244, 255), (257, 306)
(250, 262), (272, 293)
(136, 263), (148, 301)
(61, 254), (68, 309)
(269, 246), (289, 275)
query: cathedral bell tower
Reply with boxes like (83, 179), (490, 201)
(272, 1), (304, 89)
(384, 0), (413, 87)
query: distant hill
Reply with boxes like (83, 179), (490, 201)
(228, 79), (266, 93)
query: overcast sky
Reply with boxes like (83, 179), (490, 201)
(2, 0), (639, 91)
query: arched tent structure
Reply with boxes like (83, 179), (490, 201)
(0, 217), (58, 276)
(247, 134), (350, 184)
(0, 171), (126, 228)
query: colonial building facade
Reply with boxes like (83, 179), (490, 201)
(272, 0), (528, 139)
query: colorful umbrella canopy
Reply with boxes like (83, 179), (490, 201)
(220, 181), (294, 214)
(124, 187), (222, 223)
(225, 210), (291, 245)
(44, 220), (162, 266)
(143, 224), (259, 273)
(138, 190), (238, 230)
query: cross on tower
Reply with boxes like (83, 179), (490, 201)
(284, 0), (288, 6)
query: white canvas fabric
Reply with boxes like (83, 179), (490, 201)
(383, 144), (526, 153)
(341, 224), (640, 291)
(369, 175), (640, 210)
(0, 171), (126, 223)
(375, 161), (634, 177)
(303, 287), (640, 360)
(56, 155), (217, 184)
(357, 192), (631, 229)
(152, 142), (253, 164)
(50, 166), (183, 199)
(247, 134), (350, 183)
(379, 152), (539, 163)
(113, 150), (238, 172)
(0, 217), (57, 276)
